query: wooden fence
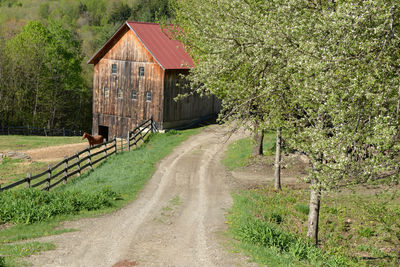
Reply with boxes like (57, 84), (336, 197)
(0, 118), (155, 192)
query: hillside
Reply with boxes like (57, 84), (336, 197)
(0, 0), (171, 130)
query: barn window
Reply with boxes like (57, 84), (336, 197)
(146, 91), (151, 102)
(131, 90), (137, 100)
(117, 88), (123, 99)
(139, 67), (145, 77)
(104, 87), (109, 98)
(111, 64), (117, 75)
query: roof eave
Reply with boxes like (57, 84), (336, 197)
(125, 23), (166, 70)
(87, 22), (129, 65)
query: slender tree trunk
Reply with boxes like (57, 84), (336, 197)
(252, 122), (264, 156)
(33, 76), (40, 127)
(396, 83), (400, 128)
(307, 178), (321, 245)
(274, 127), (282, 190)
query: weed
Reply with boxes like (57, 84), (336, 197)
(227, 188), (349, 266)
(0, 241), (55, 266)
(295, 203), (309, 215)
(357, 227), (376, 237)
(0, 188), (116, 224)
(170, 196), (180, 206)
(166, 130), (179, 136)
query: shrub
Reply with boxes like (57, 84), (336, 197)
(0, 188), (117, 224)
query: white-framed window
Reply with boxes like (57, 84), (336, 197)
(131, 90), (137, 100)
(111, 64), (117, 75)
(146, 91), (151, 102)
(117, 88), (123, 99)
(104, 87), (109, 98)
(139, 66), (145, 77)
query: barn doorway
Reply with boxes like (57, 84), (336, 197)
(98, 125), (109, 141)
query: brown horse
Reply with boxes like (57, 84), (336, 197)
(82, 132), (104, 147)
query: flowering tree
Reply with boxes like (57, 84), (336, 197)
(172, 0), (294, 189)
(173, 0), (400, 245)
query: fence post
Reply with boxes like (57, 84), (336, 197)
(113, 136), (117, 154)
(63, 128), (65, 136)
(46, 165), (51, 190)
(103, 142), (107, 157)
(63, 156), (68, 184)
(88, 147), (93, 170)
(127, 131), (130, 151)
(44, 128), (47, 136)
(26, 172), (31, 188)
(76, 152), (81, 176)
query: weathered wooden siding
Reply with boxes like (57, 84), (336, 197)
(163, 70), (220, 129)
(92, 30), (164, 138)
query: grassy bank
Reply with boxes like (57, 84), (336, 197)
(0, 135), (83, 151)
(0, 129), (199, 266)
(227, 186), (400, 266)
(222, 132), (276, 170)
(223, 137), (400, 266)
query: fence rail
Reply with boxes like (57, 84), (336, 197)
(0, 118), (155, 192)
(0, 125), (83, 136)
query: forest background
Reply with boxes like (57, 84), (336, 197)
(0, 0), (171, 131)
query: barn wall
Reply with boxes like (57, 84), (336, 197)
(163, 70), (220, 129)
(92, 30), (164, 138)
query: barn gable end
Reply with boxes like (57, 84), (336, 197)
(89, 21), (220, 138)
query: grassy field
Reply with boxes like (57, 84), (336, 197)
(0, 158), (56, 185)
(0, 129), (199, 266)
(0, 135), (84, 185)
(0, 135), (83, 151)
(222, 136), (400, 266)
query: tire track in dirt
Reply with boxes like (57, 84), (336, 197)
(27, 125), (254, 267)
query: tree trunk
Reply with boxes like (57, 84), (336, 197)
(252, 122), (264, 156)
(307, 178), (321, 246)
(274, 127), (282, 190)
(396, 83), (400, 128)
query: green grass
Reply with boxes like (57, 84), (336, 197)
(222, 134), (400, 266)
(0, 242), (55, 267)
(0, 157), (51, 184)
(225, 186), (400, 266)
(226, 187), (351, 266)
(0, 135), (83, 151)
(222, 132), (275, 170)
(0, 128), (199, 266)
(0, 135), (83, 185)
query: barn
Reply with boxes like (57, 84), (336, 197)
(88, 21), (219, 140)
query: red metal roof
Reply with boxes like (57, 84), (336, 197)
(88, 21), (193, 70)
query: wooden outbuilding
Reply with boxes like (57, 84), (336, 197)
(88, 21), (219, 140)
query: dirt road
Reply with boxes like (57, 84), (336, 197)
(28, 126), (254, 267)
